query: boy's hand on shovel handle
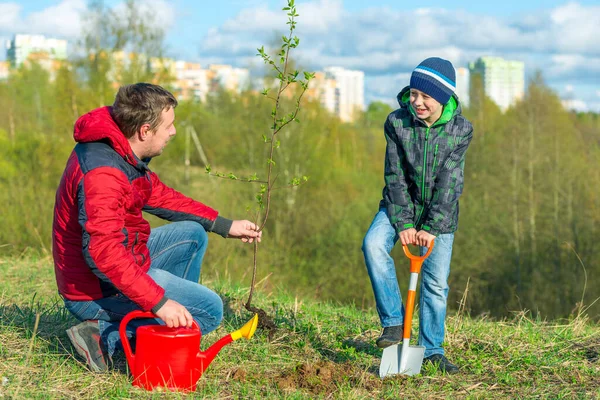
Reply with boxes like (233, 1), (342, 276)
(416, 230), (436, 247)
(400, 228), (417, 246)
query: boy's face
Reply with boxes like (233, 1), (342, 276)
(410, 88), (443, 125)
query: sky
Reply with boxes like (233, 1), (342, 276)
(1, 0), (599, 111)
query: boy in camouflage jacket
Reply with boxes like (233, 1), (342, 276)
(362, 57), (473, 374)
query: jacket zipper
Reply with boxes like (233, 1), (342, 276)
(415, 126), (431, 226)
(432, 143), (439, 175)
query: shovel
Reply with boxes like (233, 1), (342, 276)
(379, 241), (434, 378)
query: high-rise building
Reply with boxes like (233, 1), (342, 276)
(324, 67), (364, 122)
(455, 67), (470, 108)
(210, 65), (250, 94)
(173, 61), (210, 102)
(469, 56), (525, 111)
(6, 34), (67, 68)
(305, 71), (338, 116)
(0, 61), (9, 81)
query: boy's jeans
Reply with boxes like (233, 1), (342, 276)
(362, 208), (454, 357)
(63, 221), (223, 357)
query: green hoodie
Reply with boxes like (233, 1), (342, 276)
(380, 86), (474, 236)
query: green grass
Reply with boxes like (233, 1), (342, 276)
(1, 255), (599, 399)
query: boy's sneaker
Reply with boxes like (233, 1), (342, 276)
(66, 320), (110, 373)
(375, 325), (403, 348)
(424, 354), (459, 374)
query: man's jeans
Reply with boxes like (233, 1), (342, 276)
(362, 208), (454, 357)
(63, 221), (223, 357)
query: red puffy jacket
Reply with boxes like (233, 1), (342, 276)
(52, 107), (232, 311)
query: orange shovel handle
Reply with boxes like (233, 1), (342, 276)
(402, 242), (434, 274)
(404, 292), (417, 339)
(401, 241), (434, 340)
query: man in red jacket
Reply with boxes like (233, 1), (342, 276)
(53, 83), (262, 372)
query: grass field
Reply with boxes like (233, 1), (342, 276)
(0, 254), (598, 399)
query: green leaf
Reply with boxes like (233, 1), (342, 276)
(205, 164), (212, 173)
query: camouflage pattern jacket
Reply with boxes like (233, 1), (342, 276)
(380, 86), (474, 237)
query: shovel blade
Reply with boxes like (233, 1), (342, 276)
(379, 344), (425, 378)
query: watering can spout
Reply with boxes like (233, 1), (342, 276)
(198, 314), (259, 372)
(231, 313), (258, 340)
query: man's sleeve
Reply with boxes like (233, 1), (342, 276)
(143, 172), (233, 238)
(383, 117), (416, 234)
(80, 168), (165, 311)
(421, 126), (473, 236)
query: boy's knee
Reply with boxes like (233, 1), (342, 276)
(362, 230), (387, 255)
(423, 279), (449, 298)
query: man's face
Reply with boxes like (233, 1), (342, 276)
(145, 107), (176, 158)
(410, 88), (443, 125)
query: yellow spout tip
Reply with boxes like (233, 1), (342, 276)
(231, 314), (259, 341)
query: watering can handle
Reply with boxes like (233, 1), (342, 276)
(402, 241), (434, 273)
(118, 310), (200, 365)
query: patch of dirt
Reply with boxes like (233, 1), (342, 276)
(275, 361), (382, 395)
(230, 367), (247, 382)
(569, 338), (600, 363)
(245, 304), (277, 340)
(582, 339), (599, 363)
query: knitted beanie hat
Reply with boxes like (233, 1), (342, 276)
(409, 57), (456, 105)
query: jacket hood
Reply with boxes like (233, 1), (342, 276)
(396, 85), (462, 125)
(74, 106), (140, 167)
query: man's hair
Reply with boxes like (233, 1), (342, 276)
(111, 83), (178, 138)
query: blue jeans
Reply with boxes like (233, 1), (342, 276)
(362, 208), (454, 357)
(63, 221), (223, 357)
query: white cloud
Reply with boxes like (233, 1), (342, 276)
(198, 2), (600, 72)
(0, 0), (86, 38)
(0, 3), (21, 30)
(195, 1), (599, 107)
(112, 0), (175, 29)
(0, 0), (174, 40)
(26, 0), (86, 38)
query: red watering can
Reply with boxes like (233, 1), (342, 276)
(119, 311), (258, 392)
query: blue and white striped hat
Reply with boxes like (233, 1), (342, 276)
(410, 57), (456, 105)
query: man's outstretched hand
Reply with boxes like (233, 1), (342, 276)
(228, 220), (262, 243)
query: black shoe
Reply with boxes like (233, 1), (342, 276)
(376, 325), (403, 349)
(66, 320), (110, 373)
(424, 354), (459, 374)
